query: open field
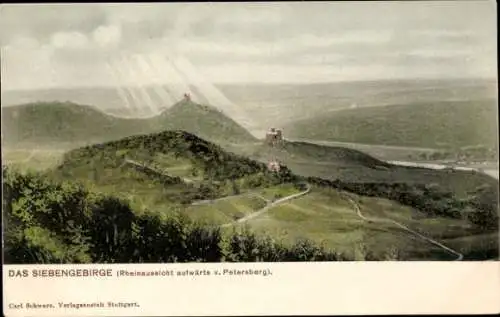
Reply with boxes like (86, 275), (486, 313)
(184, 194), (268, 225)
(352, 195), (497, 260)
(233, 187), (464, 260)
(183, 184), (303, 226)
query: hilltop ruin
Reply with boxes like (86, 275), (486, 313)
(265, 128), (284, 147)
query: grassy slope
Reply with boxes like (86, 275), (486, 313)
(46, 130), (281, 216)
(1, 100), (256, 147)
(185, 195), (268, 225)
(291, 161), (498, 199)
(285, 99), (498, 149)
(352, 195), (497, 260)
(6, 125), (496, 203)
(1, 101), (149, 146)
(155, 100), (256, 144)
(237, 187), (460, 260)
(245, 141), (390, 168)
(185, 184), (302, 226)
(54, 129), (265, 178)
(226, 140), (498, 199)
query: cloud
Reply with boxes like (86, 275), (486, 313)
(0, 2), (497, 90)
(198, 62), (397, 84)
(51, 31), (89, 49)
(293, 53), (345, 66)
(0, 4), (107, 45)
(92, 24), (121, 48)
(405, 49), (471, 59)
(291, 31), (394, 48)
(175, 39), (275, 58)
(1, 43), (57, 90)
(8, 36), (40, 50)
(170, 29), (395, 67)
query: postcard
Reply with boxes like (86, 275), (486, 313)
(2, 1), (499, 316)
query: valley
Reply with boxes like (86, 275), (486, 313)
(2, 80), (498, 263)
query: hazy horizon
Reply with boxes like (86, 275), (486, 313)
(1, 76), (497, 93)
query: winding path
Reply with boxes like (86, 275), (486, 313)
(340, 193), (464, 261)
(123, 158), (194, 183)
(220, 184), (312, 228)
(191, 192), (270, 206)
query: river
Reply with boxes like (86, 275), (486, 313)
(389, 160), (499, 180)
(288, 138), (499, 180)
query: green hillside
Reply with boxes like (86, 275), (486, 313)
(155, 100), (256, 144)
(49, 130), (293, 209)
(247, 141), (390, 169)
(285, 99), (498, 150)
(235, 188), (475, 260)
(225, 140), (498, 200)
(1, 101), (144, 146)
(50, 129), (497, 235)
(1, 100), (256, 148)
(3, 167), (349, 264)
(55, 130), (271, 181)
(4, 127), (499, 261)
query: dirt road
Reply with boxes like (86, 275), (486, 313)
(124, 158), (194, 183)
(220, 183), (311, 228)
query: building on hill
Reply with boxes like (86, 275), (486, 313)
(267, 159), (281, 172)
(183, 93), (191, 102)
(265, 128), (284, 146)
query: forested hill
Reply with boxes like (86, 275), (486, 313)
(284, 99), (498, 150)
(1, 100), (256, 147)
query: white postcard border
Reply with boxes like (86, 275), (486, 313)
(3, 261), (500, 316)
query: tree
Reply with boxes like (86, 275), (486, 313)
(466, 185), (499, 230)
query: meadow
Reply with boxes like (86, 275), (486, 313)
(233, 187), (462, 260)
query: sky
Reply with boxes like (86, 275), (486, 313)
(0, 1), (497, 91)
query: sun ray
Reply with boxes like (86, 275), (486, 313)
(124, 54), (159, 115)
(135, 54), (175, 109)
(148, 53), (194, 102)
(110, 57), (144, 116)
(104, 60), (134, 115)
(165, 50), (254, 127)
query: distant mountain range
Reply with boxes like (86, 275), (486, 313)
(1, 78), (497, 150)
(2, 78), (496, 132)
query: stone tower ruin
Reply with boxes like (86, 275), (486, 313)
(265, 128), (284, 147)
